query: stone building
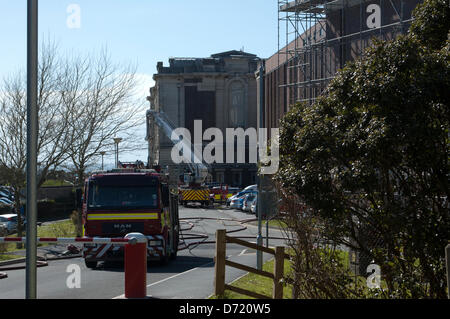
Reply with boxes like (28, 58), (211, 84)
(146, 50), (260, 187)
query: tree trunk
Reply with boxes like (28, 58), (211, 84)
(14, 189), (23, 249)
(76, 168), (85, 237)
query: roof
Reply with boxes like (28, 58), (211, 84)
(156, 50), (260, 75)
(0, 214), (16, 218)
(210, 50), (258, 58)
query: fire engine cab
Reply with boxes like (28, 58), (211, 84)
(81, 168), (179, 268)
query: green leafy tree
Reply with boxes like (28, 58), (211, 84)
(277, 0), (449, 298)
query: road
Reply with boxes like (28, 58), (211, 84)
(0, 206), (287, 299)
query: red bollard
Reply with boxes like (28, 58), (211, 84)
(124, 233), (147, 298)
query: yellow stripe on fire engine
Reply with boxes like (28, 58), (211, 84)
(87, 213), (159, 220)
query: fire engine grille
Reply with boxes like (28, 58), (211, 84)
(101, 222), (145, 235)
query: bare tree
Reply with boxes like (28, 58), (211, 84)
(0, 42), (146, 238)
(63, 48), (146, 187)
(58, 49), (146, 236)
(277, 185), (367, 299)
(0, 42), (76, 240)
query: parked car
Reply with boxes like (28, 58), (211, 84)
(251, 196), (257, 214)
(226, 189), (256, 207)
(0, 197), (13, 206)
(243, 185), (257, 192)
(0, 186), (14, 199)
(242, 193), (257, 212)
(0, 191), (13, 200)
(229, 195), (246, 210)
(0, 214), (18, 234)
(0, 223), (7, 236)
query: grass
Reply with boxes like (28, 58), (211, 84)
(264, 219), (287, 229)
(37, 220), (77, 238)
(211, 257), (294, 299)
(209, 247), (388, 299)
(247, 219), (288, 230)
(0, 254), (21, 262)
(41, 179), (73, 187)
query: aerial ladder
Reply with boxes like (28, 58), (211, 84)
(147, 109), (212, 207)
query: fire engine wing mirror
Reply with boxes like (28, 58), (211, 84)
(161, 185), (170, 207)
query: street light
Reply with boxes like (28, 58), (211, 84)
(100, 151), (106, 170)
(256, 62), (264, 271)
(113, 137), (122, 168)
(26, 0), (38, 300)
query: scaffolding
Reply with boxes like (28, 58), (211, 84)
(277, 0), (418, 105)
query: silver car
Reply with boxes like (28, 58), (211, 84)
(250, 195), (258, 214)
(0, 223), (7, 236)
(0, 214), (17, 234)
(242, 193), (257, 212)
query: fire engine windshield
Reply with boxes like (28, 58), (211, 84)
(87, 178), (159, 210)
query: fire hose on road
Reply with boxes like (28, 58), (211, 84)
(178, 216), (287, 253)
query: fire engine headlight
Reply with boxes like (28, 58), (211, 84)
(148, 240), (162, 246)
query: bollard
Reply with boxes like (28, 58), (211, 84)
(124, 233), (148, 299)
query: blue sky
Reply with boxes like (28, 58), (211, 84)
(0, 0), (279, 164)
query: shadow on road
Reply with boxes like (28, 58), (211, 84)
(93, 255), (214, 274)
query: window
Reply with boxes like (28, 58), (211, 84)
(232, 171), (242, 187)
(216, 171), (225, 184)
(229, 81), (245, 127)
(250, 172), (256, 185)
(88, 183), (159, 210)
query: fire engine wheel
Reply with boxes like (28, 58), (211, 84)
(169, 246), (177, 260)
(85, 260), (97, 269)
(159, 251), (169, 265)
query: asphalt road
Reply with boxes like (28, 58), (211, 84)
(0, 206), (287, 299)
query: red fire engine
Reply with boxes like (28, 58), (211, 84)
(81, 168), (179, 268)
(208, 184), (229, 204)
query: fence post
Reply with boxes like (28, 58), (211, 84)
(446, 244), (450, 299)
(214, 229), (226, 296)
(124, 233), (147, 299)
(273, 246), (285, 299)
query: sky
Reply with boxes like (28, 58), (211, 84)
(0, 0), (279, 166)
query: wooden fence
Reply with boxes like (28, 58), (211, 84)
(214, 229), (287, 299)
(446, 243), (450, 299)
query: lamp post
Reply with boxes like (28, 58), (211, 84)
(26, 0), (38, 300)
(100, 151), (106, 170)
(256, 61), (264, 271)
(113, 137), (122, 168)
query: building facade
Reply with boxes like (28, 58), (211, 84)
(147, 50), (260, 187)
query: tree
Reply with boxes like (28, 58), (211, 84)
(62, 48), (145, 188)
(277, 0), (449, 298)
(0, 42), (76, 239)
(0, 42), (146, 238)
(59, 48), (145, 237)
